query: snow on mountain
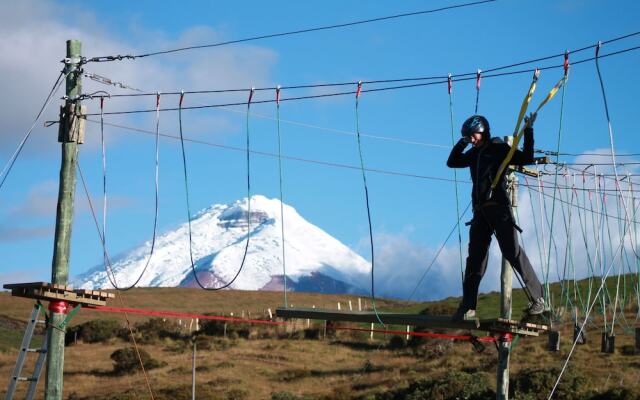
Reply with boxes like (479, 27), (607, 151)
(73, 195), (371, 294)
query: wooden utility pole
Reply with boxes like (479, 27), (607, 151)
(45, 39), (83, 400)
(497, 136), (516, 400)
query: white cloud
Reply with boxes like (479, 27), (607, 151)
(0, 0), (278, 155)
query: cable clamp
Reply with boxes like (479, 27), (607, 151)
(276, 85), (281, 106)
(447, 73), (452, 94)
(179, 90), (185, 108)
(595, 41), (602, 58)
(356, 81), (362, 98)
(533, 68), (540, 82)
(563, 50), (570, 77)
(476, 69), (482, 90)
(248, 87), (255, 105)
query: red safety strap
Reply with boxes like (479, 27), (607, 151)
(563, 50), (570, 77)
(476, 69), (482, 91)
(179, 91), (185, 108)
(356, 81), (362, 98)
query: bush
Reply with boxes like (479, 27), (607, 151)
(377, 371), (493, 400)
(387, 335), (406, 349)
(511, 367), (587, 400)
(134, 318), (185, 343)
(110, 347), (166, 375)
(65, 319), (121, 345)
(200, 319), (253, 339)
(588, 387), (640, 400)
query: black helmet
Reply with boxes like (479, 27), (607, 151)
(461, 115), (490, 138)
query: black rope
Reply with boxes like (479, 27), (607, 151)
(80, 43), (640, 117)
(83, 31), (640, 99)
(86, 0), (498, 61)
(187, 89), (254, 290)
(0, 71), (66, 191)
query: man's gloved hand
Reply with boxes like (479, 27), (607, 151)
(524, 112), (537, 129)
(458, 136), (470, 146)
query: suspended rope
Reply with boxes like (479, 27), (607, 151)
(594, 41), (640, 261)
(186, 89), (254, 290)
(98, 96), (118, 289)
(474, 69), (481, 113)
(106, 94), (162, 290)
(447, 74), (465, 285)
(543, 54), (570, 315)
(275, 86), (289, 307)
(354, 82), (384, 325)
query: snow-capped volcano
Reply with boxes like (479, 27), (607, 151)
(74, 195), (371, 294)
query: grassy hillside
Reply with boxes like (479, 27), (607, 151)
(0, 278), (638, 400)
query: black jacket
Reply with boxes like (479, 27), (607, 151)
(446, 128), (534, 208)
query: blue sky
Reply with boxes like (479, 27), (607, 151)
(0, 0), (639, 300)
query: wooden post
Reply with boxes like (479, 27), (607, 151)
(497, 136), (515, 400)
(192, 338), (197, 400)
(45, 39), (82, 400)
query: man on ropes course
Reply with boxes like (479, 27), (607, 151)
(447, 114), (546, 321)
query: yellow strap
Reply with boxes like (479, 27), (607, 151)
(490, 74), (568, 190)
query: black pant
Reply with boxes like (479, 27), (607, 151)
(461, 205), (543, 310)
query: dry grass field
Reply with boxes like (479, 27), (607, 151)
(1, 287), (639, 399)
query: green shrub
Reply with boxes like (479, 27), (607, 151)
(65, 319), (121, 345)
(110, 347), (166, 375)
(377, 371), (494, 400)
(588, 387), (640, 400)
(387, 335), (406, 349)
(511, 367), (587, 400)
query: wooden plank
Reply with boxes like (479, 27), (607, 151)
(276, 308), (547, 337)
(277, 307), (481, 330)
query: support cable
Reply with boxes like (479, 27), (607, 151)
(78, 42), (640, 117)
(0, 70), (66, 191)
(87, 1), (498, 61)
(84, 29), (640, 96)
